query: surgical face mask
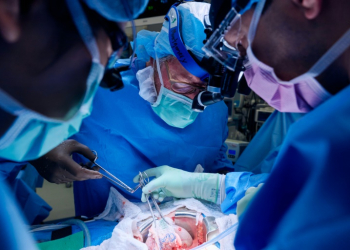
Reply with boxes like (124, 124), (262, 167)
(136, 66), (158, 104)
(152, 87), (199, 129)
(0, 0), (104, 162)
(244, 47), (331, 112)
(243, 0), (350, 113)
(151, 53), (199, 129)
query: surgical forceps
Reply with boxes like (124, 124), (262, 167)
(91, 150), (141, 193)
(139, 171), (170, 227)
(91, 151), (169, 226)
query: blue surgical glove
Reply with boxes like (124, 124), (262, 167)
(133, 166), (222, 203)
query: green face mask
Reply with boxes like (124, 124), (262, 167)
(152, 86), (199, 128)
(151, 52), (199, 129)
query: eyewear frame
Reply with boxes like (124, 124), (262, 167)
(164, 61), (207, 95)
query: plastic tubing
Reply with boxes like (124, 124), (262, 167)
(60, 219), (91, 247)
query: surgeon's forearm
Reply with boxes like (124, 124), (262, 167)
(190, 173), (226, 204)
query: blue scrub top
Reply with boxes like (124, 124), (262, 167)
(71, 64), (233, 217)
(234, 84), (350, 249)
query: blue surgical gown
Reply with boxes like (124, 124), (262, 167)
(234, 84), (350, 249)
(0, 180), (38, 250)
(0, 160), (51, 224)
(71, 63), (234, 217)
(221, 111), (303, 214)
(233, 111), (304, 174)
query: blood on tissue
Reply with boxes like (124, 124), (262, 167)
(143, 213), (206, 250)
(197, 222), (204, 245)
(134, 235), (143, 242)
(146, 218), (188, 250)
(196, 216), (205, 245)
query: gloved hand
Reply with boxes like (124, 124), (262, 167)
(133, 165), (221, 203)
(30, 139), (102, 184)
(236, 183), (264, 218)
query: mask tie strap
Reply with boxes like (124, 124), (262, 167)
(247, 0), (266, 45)
(154, 36), (164, 88)
(0, 88), (28, 116)
(65, 0), (100, 64)
(0, 90), (34, 150)
(307, 28), (350, 77)
(151, 36), (165, 107)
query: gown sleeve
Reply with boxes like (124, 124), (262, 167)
(219, 112), (303, 214)
(234, 85), (350, 249)
(221, 171), (269, 214)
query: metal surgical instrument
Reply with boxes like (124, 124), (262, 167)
(91, 150), (141, 193)
(91, 151), (169, 226)
(139, 171), (170, 227)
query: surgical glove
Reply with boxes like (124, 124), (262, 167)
(133, 166), (221, 203)
(237, 183), (264, 218)
(30, 139), (102, 184)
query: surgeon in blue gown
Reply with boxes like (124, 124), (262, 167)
(0, 0), (147, 248)
(140, 0), (350, 249)
(72, 1), (239, 218)
(72, 1), (305, 219)
(131, 110), (303, 215)
(232, 0), (350, 248)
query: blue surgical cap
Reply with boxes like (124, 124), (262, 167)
(133, 2), (210, 66)
(82, 0), (148, 22)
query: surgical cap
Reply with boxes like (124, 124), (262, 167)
(134, 2), (210, 66)
(82, 0), (148, 22)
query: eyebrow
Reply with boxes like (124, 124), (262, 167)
(167, 62), (205, 84)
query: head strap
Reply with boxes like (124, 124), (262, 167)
(165, 5), (209, 80)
